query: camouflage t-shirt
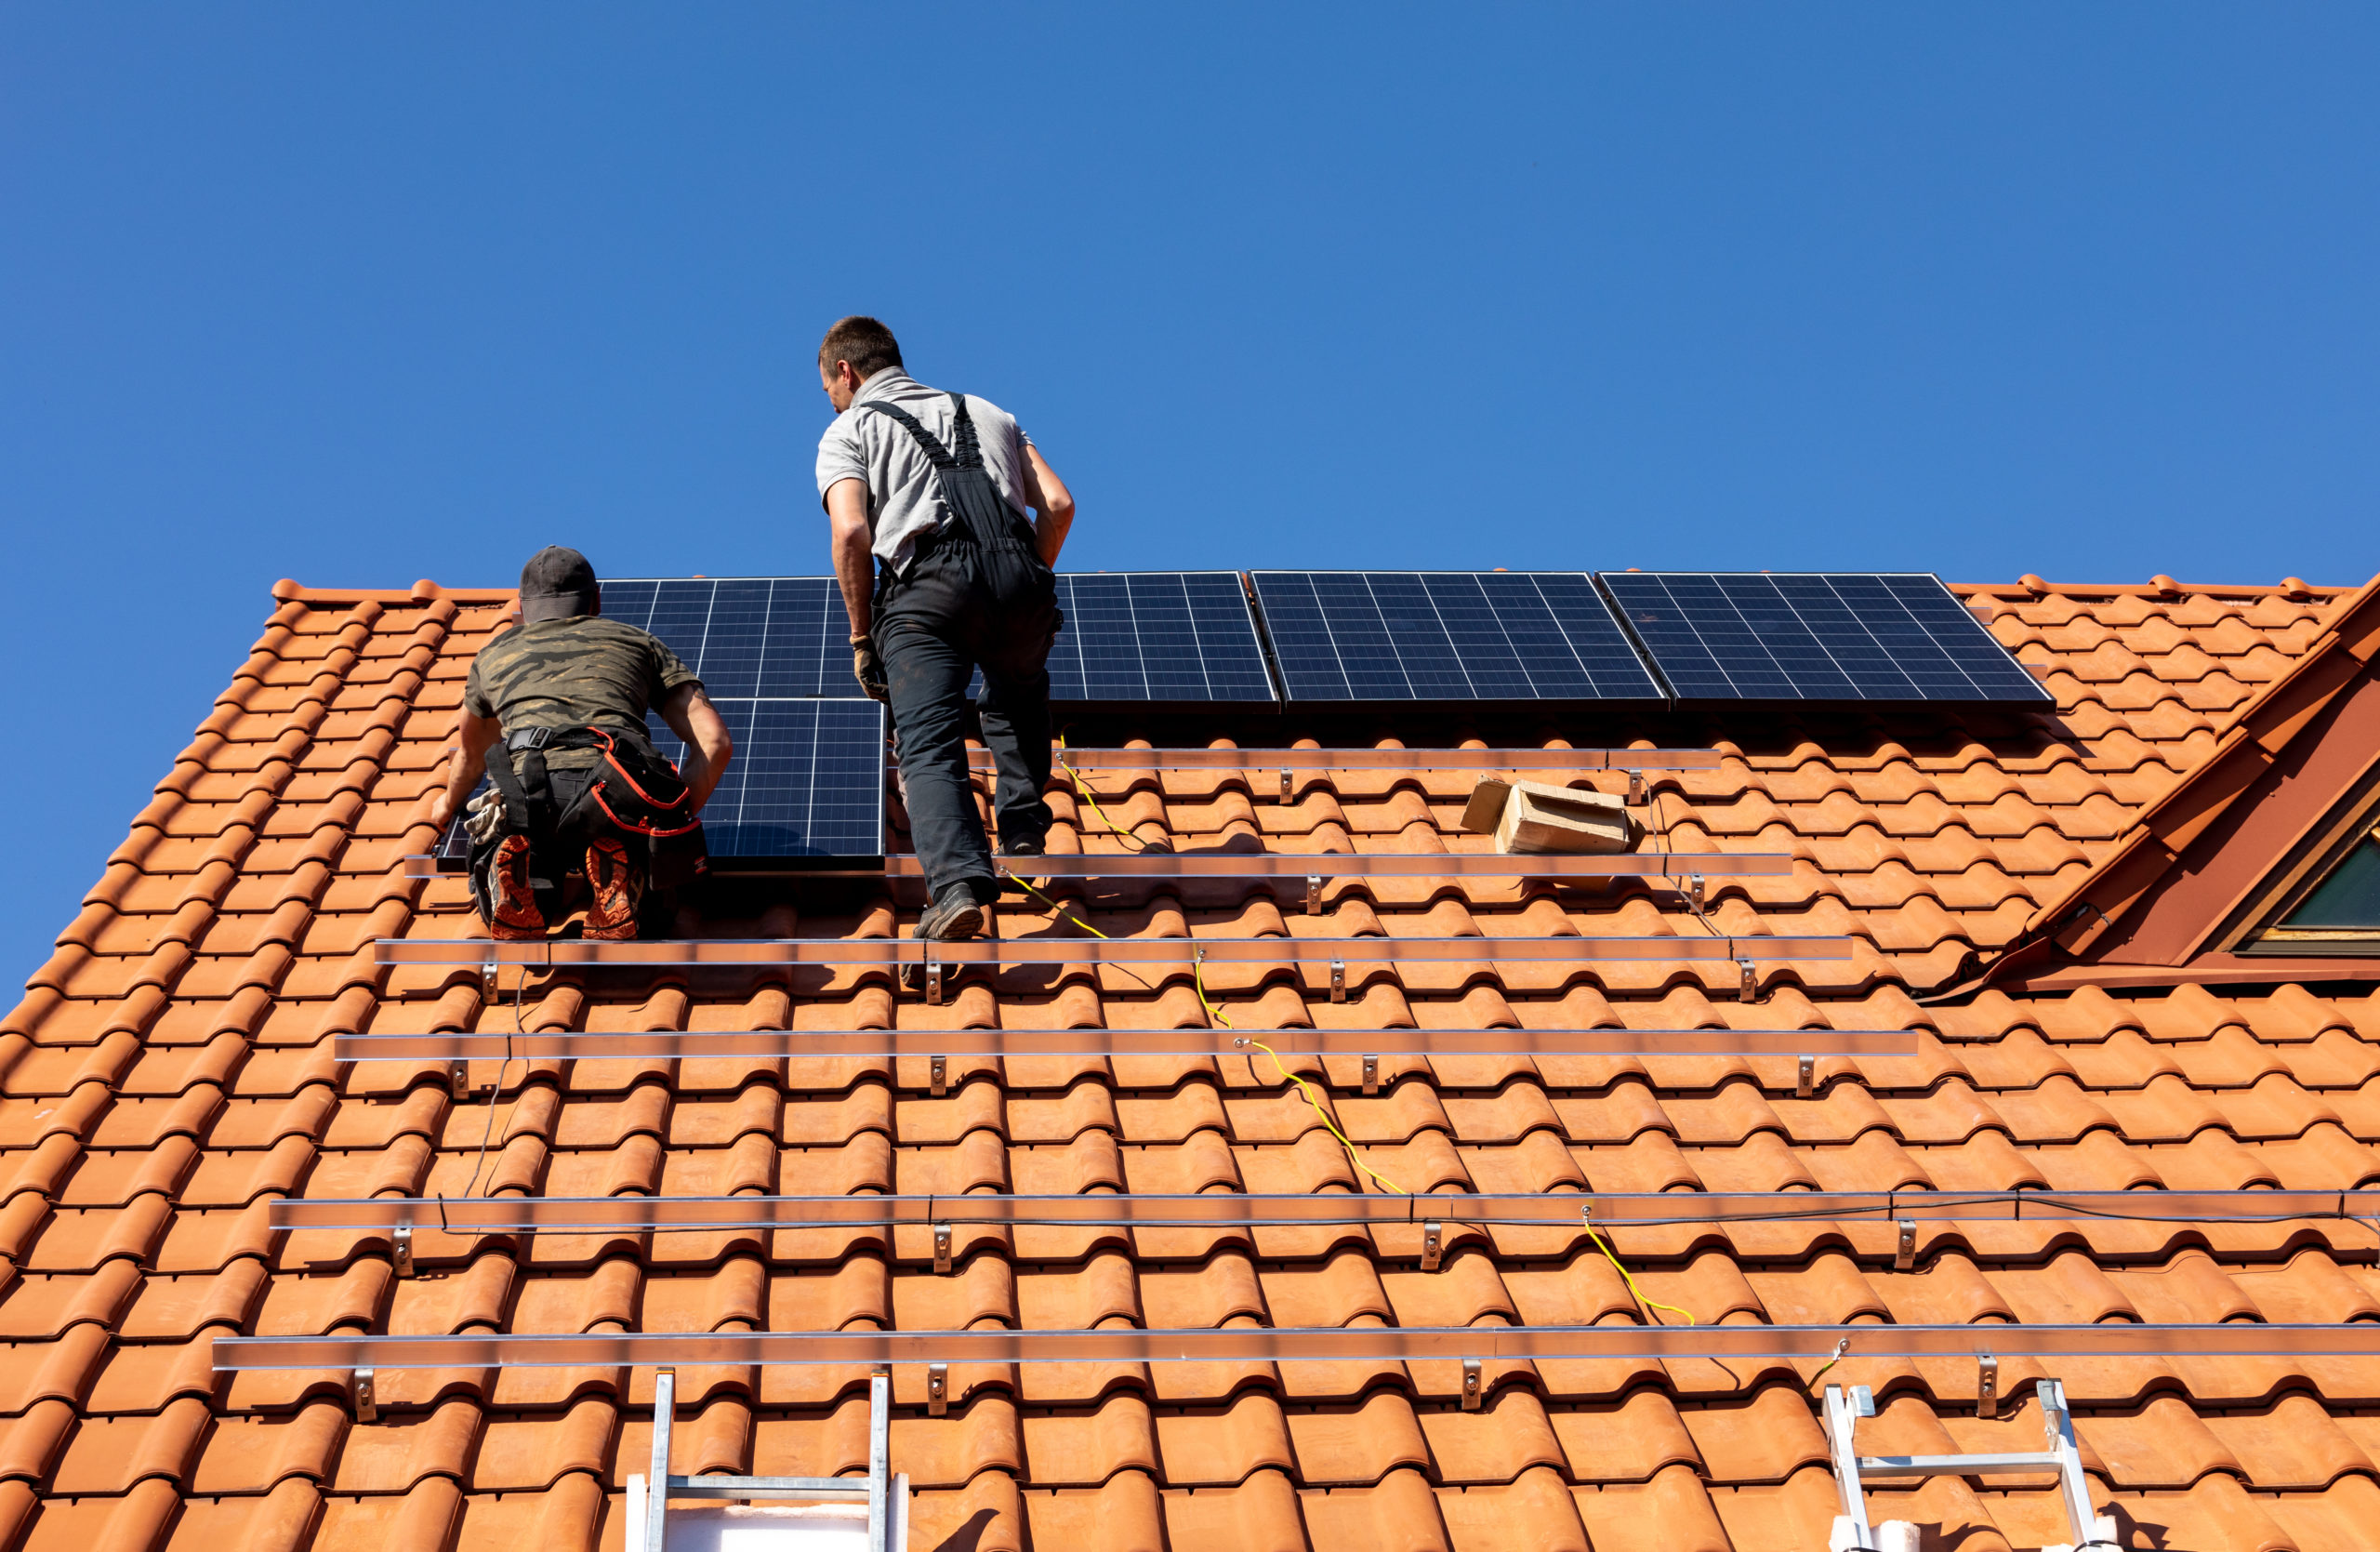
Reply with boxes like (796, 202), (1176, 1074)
(463, 617), (701, 770)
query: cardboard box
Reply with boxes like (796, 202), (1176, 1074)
(1461, 778), (1633, 855)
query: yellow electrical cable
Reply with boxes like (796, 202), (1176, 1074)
(1042, 737), (1692, 1319)
(1580, 1216), (1699, 1326)
(1055, 734), (1148, 850)
(1191, 956), (1408, 1198)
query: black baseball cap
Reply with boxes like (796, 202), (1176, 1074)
(519, 546), (600, 623)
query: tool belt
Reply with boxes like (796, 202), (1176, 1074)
(472, 725), (707, 920)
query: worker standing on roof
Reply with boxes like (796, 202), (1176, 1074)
(429, 547), (735, 941)
(816, 316), (1077, 944)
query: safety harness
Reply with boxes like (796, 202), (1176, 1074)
(471, 724), (705, 930)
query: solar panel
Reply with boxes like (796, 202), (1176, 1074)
(598, 577), (850, 698)
(431, 696), (886, 868)
(1595, 572), (2052, 705)
(642, 697), (885, 863)
(611, 573), (1272, 707)
(1041, 571), (1276, 705)
(1248, 571), (1664, 703)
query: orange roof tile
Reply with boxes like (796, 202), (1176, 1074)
(4, 575), (2378, 1549)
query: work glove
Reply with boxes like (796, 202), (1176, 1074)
(463, 788), (508, 845)
(852, 633), (889, 702)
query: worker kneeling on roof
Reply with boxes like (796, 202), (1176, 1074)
(429, 547), (734, 941)
(816, 316), (1077, 943)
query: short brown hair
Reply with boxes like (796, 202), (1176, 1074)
(818, 315), (903, 379)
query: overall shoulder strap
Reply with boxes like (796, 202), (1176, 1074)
(863, 399), (957, 469)
(944, 391), (986, 470)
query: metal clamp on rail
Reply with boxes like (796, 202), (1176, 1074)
(630, 1366), (907, 1552)
(1825, 1376), (2110, 1552)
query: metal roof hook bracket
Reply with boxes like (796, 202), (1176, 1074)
(1977, 1352), (1999, 1418)
(1361, 1053), (1380, 1095)
(1895, 1218), (1916, 1271)
(1738, 958), (1759, 1003)
(1461, 1357), (1483, 1412)
(1306, 873), (1323, 916)
(923, 947), (943, 1006)
(928, 1361), (949, 1417)
(1329, 957), (1346, 1003)
(929, 1054), (948, 1097)
(932, 1222), (953, 1275)
(1797, 1054), (1815, 1098)
(392, 1222), (414, 1278)
(1421, 1220), (1444, 1271)
(352, 1365), (377, 1423)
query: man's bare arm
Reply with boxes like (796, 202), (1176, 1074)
(1020, 445), (1075, 566)
(826, 477), (876, 638)
(658, 684), (734, 813)
(428, 709), (503, 829)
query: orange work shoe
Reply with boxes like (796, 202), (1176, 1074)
(484, 834), (548, 941)
(583, 837), (644, 941)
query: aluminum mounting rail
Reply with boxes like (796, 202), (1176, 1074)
(1005, 747), (1726, 772)
(888, 852), (1795, 879)
(269, 1188), (2380, 1237)
(332, 1024), (1916, 1064)
(212, 1322), (2380, 1373)
(374, 935), (1853, 968)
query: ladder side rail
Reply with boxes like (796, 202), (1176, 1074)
(646, 1368), (675, 1552)
(869, 1366), (892, 1552)
(1823, 1385), (1873, 1549)
(2038, 1379), (2105, 1548)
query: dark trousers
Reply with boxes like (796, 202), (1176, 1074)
(877, 537), (1061, 900)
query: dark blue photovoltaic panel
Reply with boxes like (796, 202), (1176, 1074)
(601, 577), (846, 698)
(1594, 572), (2052, 705)
(968, 571), (1276, 705)
(643, 698), (885, 859)
(1042, 572), (1276, 704)
(431, 577), (887, 865)
(1248, 572), (1664, 703)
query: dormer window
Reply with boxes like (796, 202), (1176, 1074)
(2235, 783), (2380, 954)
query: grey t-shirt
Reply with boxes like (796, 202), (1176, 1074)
(814, 368), (1037, 573)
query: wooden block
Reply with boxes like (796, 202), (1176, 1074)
(1460, 778), (1513, 835)
(1492, 779), (1631, 855)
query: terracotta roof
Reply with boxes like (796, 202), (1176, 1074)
(6, 572), (2380, 1551)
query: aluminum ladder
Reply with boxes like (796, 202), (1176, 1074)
(1824, 1378), (2117, 1552)
(627, 1367), (907, 1551)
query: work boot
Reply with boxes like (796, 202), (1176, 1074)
(484, 834), (547, 941)
(916, 882), (987, 942)
(582, 839), (644, 941)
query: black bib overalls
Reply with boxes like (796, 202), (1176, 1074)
(866, 393), (1063, 901)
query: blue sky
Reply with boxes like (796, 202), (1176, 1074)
(4, 6), (2377, 980)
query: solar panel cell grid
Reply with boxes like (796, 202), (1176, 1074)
(1596, 571), (2052, 705)
(1250, 571), (1666, 703)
